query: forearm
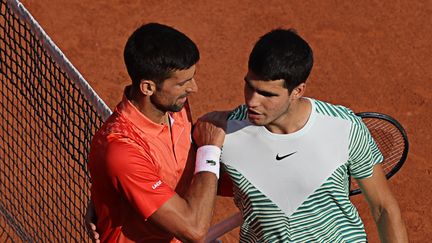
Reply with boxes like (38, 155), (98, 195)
(150, 174), (218, 243)
(161, 146), (220, 242)
(168, 115), (225, 242)
(358, 165), (408, 243)
(183, 172), (218, 237)
(176, 145), (221, 241)
(374, 205), (408, 243)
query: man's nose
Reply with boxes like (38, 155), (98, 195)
(186, 78), (198, 93)
(246, 91), (259, 108)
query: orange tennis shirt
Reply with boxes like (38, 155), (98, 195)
(88, 87), (195, 242)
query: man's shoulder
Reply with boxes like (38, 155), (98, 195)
(225, 104), (251, 134)
(96, 111), (132, 136)
(90, 127), (153, 172)
(310, 98), (372, 141)
(92, 110), (151, 153)
(227, 104), (248, 121)
(310, 98), (360, 123)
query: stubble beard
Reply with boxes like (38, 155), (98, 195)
(151, 95), (185, 113)
(167, 103), (184, 112)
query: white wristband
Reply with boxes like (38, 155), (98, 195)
(194, 145), (221, 179)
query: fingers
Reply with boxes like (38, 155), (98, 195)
(84, 200), (100, 241)
(84, 220), (98, 238)
(193, 119), (226, 148)
(91, 224), (100, 242)
(90, 222), (97, 231)
(85, 222), (100, 242)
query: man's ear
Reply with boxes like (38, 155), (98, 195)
(139, 80), (157, 96)
(291, 83), (306, 99)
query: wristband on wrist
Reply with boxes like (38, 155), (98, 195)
(194, 145), (221, 179)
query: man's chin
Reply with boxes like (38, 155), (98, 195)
(248, 118), (266, 126)
(168, 103), (184, 112)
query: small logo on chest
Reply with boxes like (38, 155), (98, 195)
(276, 151), (297, 161)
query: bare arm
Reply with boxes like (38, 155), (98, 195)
(205, 212), (243, 243)
(86, 112), (227, 242)
(85, 174), (217, 243)
(150, 172), (217, 242)
(149, 115), (226, 242)
(356, 164), (408, 243)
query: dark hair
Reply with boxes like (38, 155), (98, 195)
(124, 23), (199, 88)
(248, 28), (313, 92)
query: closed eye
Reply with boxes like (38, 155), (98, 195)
(257, 90), (277, 97)
(244, 78), (277, 97)
(177, 78), (192, 86)
(177, 81), (187, 86)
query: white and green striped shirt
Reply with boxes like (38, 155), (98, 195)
(221, 98), (383, 242)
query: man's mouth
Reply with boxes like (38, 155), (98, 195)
(248, 108), (261, 115)
(177, 94), (188, 102)
(247, 108), (263, 120)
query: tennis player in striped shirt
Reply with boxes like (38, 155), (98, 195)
(214, 28), (408, 242)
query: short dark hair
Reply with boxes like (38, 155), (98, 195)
(248, 28), (313, 92)
(124, 23), (199, 88)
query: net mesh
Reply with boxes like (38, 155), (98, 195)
(0, 0), (107, 241)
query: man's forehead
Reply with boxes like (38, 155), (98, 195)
(244, 72), (285, 88)
(170, 65), (196, 79)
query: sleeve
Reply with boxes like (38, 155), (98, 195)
(217, 104), (245, 196)
(105, 138), (175, 219)
(348, 116), (384, 179)
(227, 104), (248, 120)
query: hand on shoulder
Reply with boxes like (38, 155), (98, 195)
(193, 111), (229, 148)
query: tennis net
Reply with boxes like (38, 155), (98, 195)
(0, 0), (111, 241)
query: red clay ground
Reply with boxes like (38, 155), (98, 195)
(20, 0), (431, 242)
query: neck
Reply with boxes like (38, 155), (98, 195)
(128, 88), (168, 124)
(265, 98), (311, 134)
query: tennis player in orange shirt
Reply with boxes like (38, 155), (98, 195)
(86, 23), (224, 243)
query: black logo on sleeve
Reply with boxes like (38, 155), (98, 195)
(276, 152), (297, 161)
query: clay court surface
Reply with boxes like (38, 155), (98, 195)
(17, 0), (432, 242)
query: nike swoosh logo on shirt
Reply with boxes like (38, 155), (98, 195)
(276, 152), (297, 161)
